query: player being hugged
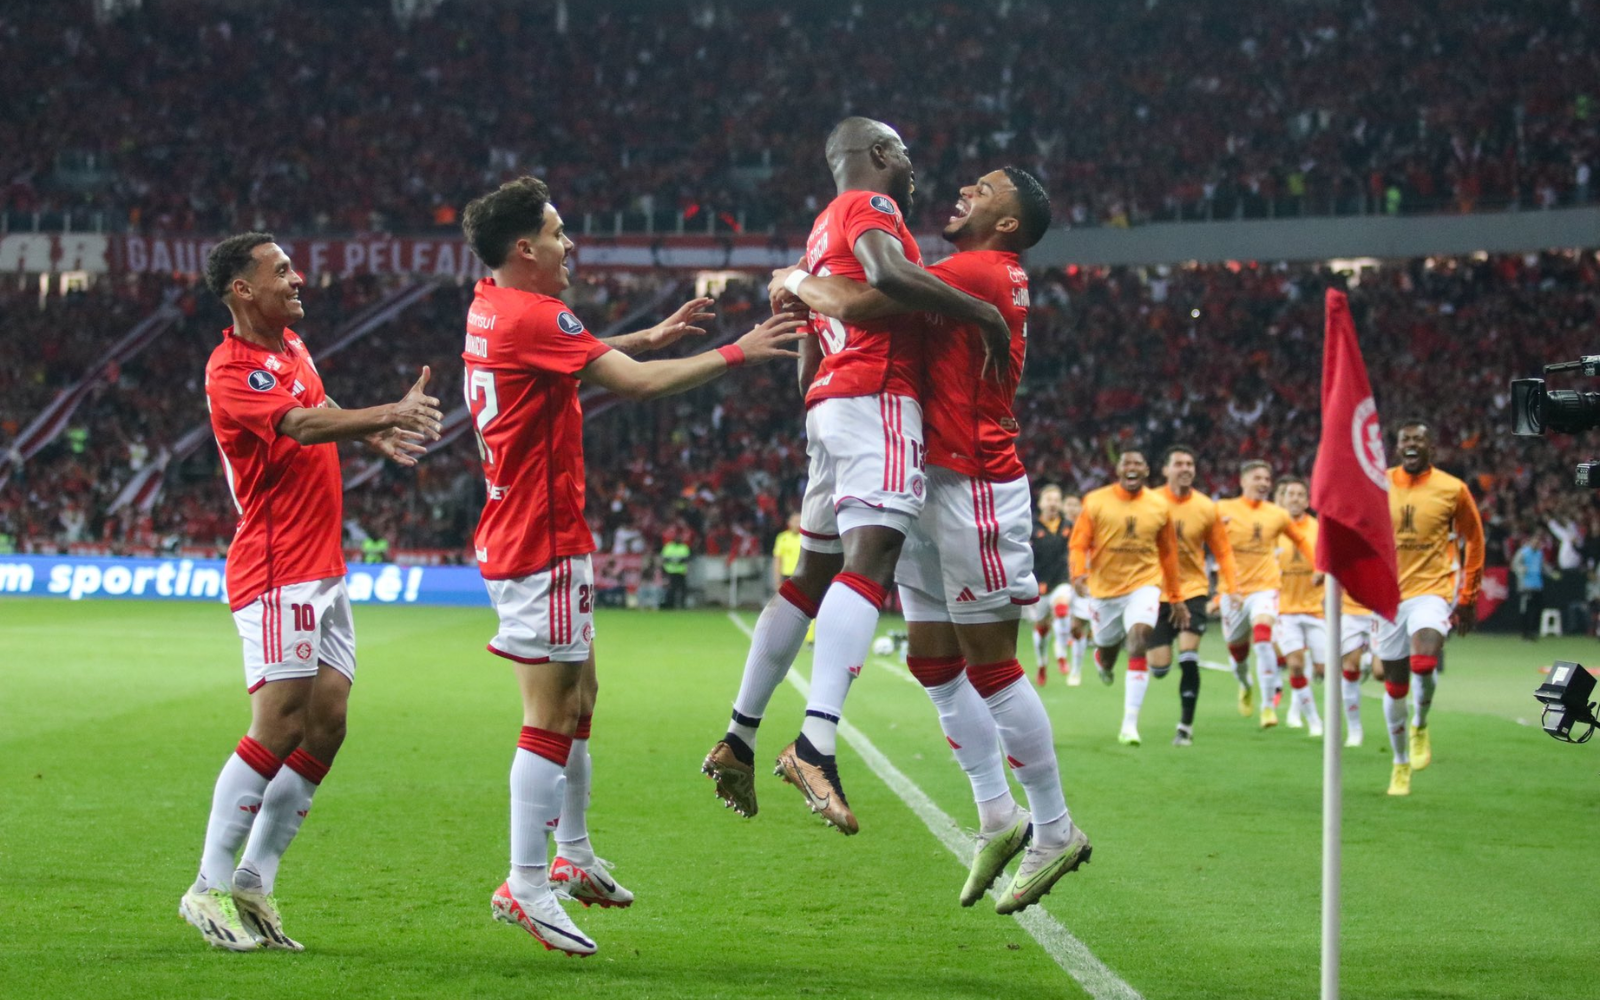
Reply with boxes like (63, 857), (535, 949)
(460, 177), (801, 956)
(775, 168), (1090, 914)
(1376, 419), (1485, 796)
(1069, 449), (1187, 746)
(181, 233), (443, 952)
(701, 118), (1012, 833)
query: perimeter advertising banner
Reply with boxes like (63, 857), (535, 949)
(0, 555), (492, 607)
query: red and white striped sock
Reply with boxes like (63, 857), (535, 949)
(907, 655), (1010, 811)
(1122, 656), (1149, 730)
(194, 736), (280, 892)
(1342, 668), (1363, 737)
(555, 714), (594, 865)
(1290, 674), (1320, 729)
(729, 582), (816, 748)
(1383, 681), (1410, 764)
(802, 573), (886, 756)
(238, 748), (328, 894)
(510, 727), (571, 897)
(972, 661), (1070, 847)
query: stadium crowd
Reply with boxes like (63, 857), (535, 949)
(3, 0), (1597, 234)
(6, 251), (1600, 626)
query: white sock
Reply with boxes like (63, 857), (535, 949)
(1122, 663), (1149, 730)
(1071, 634), (1087, 674)
(509, 742), (568, 893)
(981, 676), (1069, 847)
(554, 737), (593, 865)
(922, 673), (1010, 805)
(194, 742), (276, 893)
(730, 586), (813, 748)
(801, 575), (884, 756)
(238, 761), (320, 894)
(1292, 680), (1321, 730)
(1030, 624), (1047, 670)
(1411, 670), (1437, 728)
(1254, 642), (1278, 707)
(1342, 671), (1363, 736)
(1383, 691), (1410, 764)
(1053, 615), (1073, 667)
(977, 791), (1023, 833)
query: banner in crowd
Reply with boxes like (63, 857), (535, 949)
(0, 554), (492, 606)
(5, 231), (943, 275)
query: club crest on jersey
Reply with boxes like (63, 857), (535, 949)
(556, 311), (586, 336)
(910, 474), (925, 500)
(869, 195), (897, 215)
(582, 622), (594, 644)
(247, 370), (278, 391)
(293, 640), (314, 662)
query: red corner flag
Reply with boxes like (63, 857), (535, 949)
(1311, 289), (1401, 620)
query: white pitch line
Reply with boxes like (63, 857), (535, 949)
(727, 612), (1143, 1000)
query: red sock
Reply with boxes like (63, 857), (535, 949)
(1252, 623), (1273, 644)
(907, 654), (966, 688)
(517, 726), (573, 766)
(968, 659), (1025, 698)
(1128, 656), (1148, 673)
(1228, 642), (1249, 664)
(1384, 680), (1410, 700)
(574, 713), (593, 741)
(1409, 654), (1438, 674)
(284, 748), (329, 785)
(1290, 674), (1309, 690)
(235, 735), (282, 780)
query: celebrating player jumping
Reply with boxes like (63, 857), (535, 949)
(459, 177), (802, 956)
(1376, 420), (1485, 795)
(182, 233), (443, 952)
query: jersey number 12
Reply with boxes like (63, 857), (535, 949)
(465, 366), (499, 466)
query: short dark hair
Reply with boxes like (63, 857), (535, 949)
(462, 176), (552, 269)
(1397, 417), (1432, 437)
(205, 232), (275, 299)
(1278, 475), (1308, 491)
(1240, 459), (1271, 476)
(1161, 443), (1197, 467)
(1119, 447), (1147, 462)
(1001, 166), (1052, 248)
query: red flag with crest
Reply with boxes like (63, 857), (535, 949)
(1311, 289), (1401, 620)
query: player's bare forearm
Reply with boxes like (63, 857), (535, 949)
(854, 231), (1001, 326)
(600, 331), (657, 356)
(603, 297), (715, 356)
(798, 333), (822, 395)
(582, 315), (804, 401)
(791, 273), (904, 322)
(278, 404), (412, 445)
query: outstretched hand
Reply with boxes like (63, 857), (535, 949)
(734, 315), (807, 364)
(390, 365), (443, 440)
(367, 427), (431, 466)
(769, 266), (805, 314)
(640, 297), (716, 352)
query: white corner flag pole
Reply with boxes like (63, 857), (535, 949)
(1321, 577), (1344, 1000)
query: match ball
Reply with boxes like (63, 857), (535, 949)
(871, 635), (895, 657)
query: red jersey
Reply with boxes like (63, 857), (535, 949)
(463, 278), (611, 580)
(919, 250), (1029, 481)
(802, 189), (924, 407)
(204, 328), (345, 610)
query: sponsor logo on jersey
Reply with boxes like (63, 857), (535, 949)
(1398, 504), (1417, 533)
(248, 370), (278, 391)
(556, 311), (586, 336)
(263, 354), (284, 372)
(955, 587), (977, 602)
(1125, 516), (1138, 538)
(869, 194), (897, 215)
(291, 379), (306, 396)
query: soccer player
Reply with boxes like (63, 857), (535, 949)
(1148, 445), (1237, 745)
(701, 117), (1012, 833)
(1377, 419), (1485, 796)
(1069, 449), (1187, 746)
(772, 167), (1089, 913)
(1026, 484), (1080, 686)
(460, 176), (803, 955)
(1216, 460), (1315, 728)
(183, 233), (443, 952)
(1336, 595), (1376, 747)
(1273, 477), (1326, 738)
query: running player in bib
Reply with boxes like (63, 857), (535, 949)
(779, 167), (1090, 913)
(1216, 460), (1316, 729)
(701, 118), (1013, 834)
(182, 233), (443, 952)
(1025, 484), (1081, 686)
(460, 177), (802, 955)
(1377, 419), (1485, 796)
(1069, 449), (1186, 746)
(1149, 445), (1237, 746)
(1273, 477), (1326, 738)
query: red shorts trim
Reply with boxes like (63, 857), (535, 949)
(487, 643), (552, 665)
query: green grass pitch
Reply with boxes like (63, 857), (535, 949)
(3, 597), (1597, 999)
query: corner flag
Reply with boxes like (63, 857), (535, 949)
(1311, 289), (1400, 621)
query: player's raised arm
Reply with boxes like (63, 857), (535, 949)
(1208, 517), (1239, 595)
(601, 297), (716, 356)
(579, 315), (804, 402)
(851, 229), (1012, 377)
(278, 366), (443, 446)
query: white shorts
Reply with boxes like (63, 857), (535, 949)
(1222, 589), (1280, 643)
(896, 469), (1038, 624)
(1275, 613), (1327, 663)
(1375, 594), (1452, 662)
(1024, 582), (1075, 624)
(800, 394), (925, 546)
(484, 555), (596, 665)
(234, 576), (356, 693)
(1087, 585), (1161, 647)
(1340, 613), (1376, 653)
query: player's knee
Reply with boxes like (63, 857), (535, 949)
(1150, 662), (1171, 680)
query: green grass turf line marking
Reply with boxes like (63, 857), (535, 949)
(727, 612), (1143, 1000)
